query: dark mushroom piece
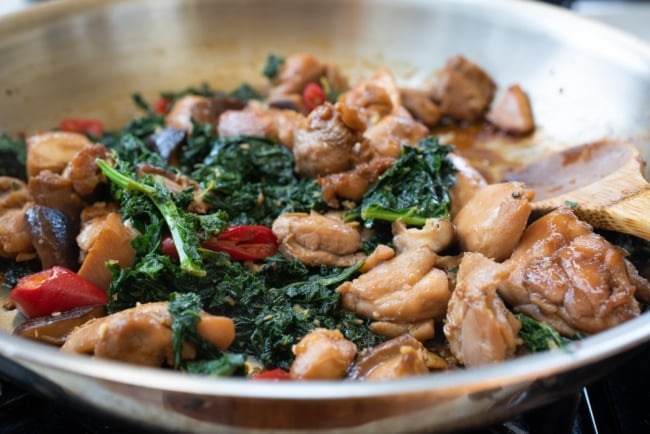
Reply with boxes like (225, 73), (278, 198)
(13, 304), (107, 346)
(25, 204), (79, 270)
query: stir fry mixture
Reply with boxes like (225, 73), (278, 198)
(1, 53), (649, 380)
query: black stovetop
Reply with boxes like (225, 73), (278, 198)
(1, 342), (648, 434)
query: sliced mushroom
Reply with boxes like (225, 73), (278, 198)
(348, 334), (438, 380)
(13, 304), (106, 346)
(25, 205), (79, 270)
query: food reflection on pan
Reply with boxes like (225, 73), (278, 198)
(0, 52), (648, 382)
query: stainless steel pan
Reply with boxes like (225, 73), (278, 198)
(1, 0), (649, 432)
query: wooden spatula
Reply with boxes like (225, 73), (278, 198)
(503, 140), (650, 241)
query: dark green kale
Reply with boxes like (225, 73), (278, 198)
(192, 136), (326, 226)
(184, 353), (246, 377)
(226, 261), (384, 370)
(229, 83), (262, 101)
(516, 314), (569, 352)
(347, 136), (456, 228)
(0, 258), (41, 289)
(168, 292), (246, 376)
(0, 134), (27, 181)
(98, 158), (227, 277)
(262, 54), (285, 80)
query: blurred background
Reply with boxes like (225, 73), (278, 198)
(1, 0), (648, 42)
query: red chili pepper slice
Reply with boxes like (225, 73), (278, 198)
(59, 118), (105, 137)
(251, 368), (291, 381)
(161, 225), (278, 262)
(302, 82), (326, 111)
(153, 97), (172, 115)
(9, 266), (109, 319)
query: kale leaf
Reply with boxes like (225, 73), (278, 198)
(348, 136), (456, 228)
(516, 314), (569, 352)
(193, 136), (326, 226)
(262, 54), (285, 80)
(0, 134), (27, 181)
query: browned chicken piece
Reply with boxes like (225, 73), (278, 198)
(338, 68), (401, 132)
(62, 143), (111, 197)
(453, 182), (534, 262)
(136, 164), (209, 214)
(0, 177), (35, 260)
(432, 55), (496, 123)
(363, 107), (429, 159)
(26, 132), (93, 178)
(447, 153), (488, 219)
(164, 95), (246, 132)
(370, 319), (436, 342)
(76, 211), (137, 291)
(272, 211), (366, 267)
(62, 301), (235, 367)
(28, 170), (84, 219)
(443, 252), (522, 367)
(392, 218), (455, 255)
(400, 88), (443, 127)
(217, 102), (304, 149)
(338, 243), (450, 341)
(289, 328), (357, 380)
(292, 102), (360, 178)
(270, 53), (327, 96)
(349, 334), (442, 381)
(499, 208), (641, 337)
(486, 84), (535, 135)
(624, 259), (650, 304)
(317, 156), (395, 207)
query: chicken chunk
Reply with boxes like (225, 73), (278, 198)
(0, 177), (34, 259)
(486, 84), (535, 135)
(432, 55), (496, 122)
(62, 143), (111, 197)
(28, 170), (83, 219)
(76, 211), (137, 291)
(453, 182), (534, 261)
(272, 211), (366, 267)
(165, 95), (246, 132)
(292, 102), (360, 178)
(338, 238), (450, 341)
(392, 218), (455, 255)
(26, 132), (93, 178)
(316, 155), (395, 207)
(218, 103), (304, 149)
(270, 53), (327, 96)
(443, 252), (522, 367)
(400, 88), (443, 127)
(289, 328), (357, 380)
(499, 208), (641, 337)
(447, 153), (488, 219)
(62, 301), (235, 367)
(338, 68), (401, 131)
(362, 107), (429, 159)
(349, 334), (438, 381)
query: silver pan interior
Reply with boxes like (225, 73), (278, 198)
(0, 0), (649, 432)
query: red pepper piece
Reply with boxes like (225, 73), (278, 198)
(153, 97), (172, 115)
(161, 225), (278, 262)
(203, 225), (278, 261)
(9, 266), (109, 319)
(59, 118), (105, 137)
(302, 82), (326, 111)
(252, 368), (291, 381)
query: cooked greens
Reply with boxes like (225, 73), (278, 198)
(0, 134), (27, 181)
(346, 136), (456, 228)
(517, 314), (569, 352)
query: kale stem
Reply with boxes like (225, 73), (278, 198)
(360, 205), (429, 227)
(97, 159), (206, 277)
